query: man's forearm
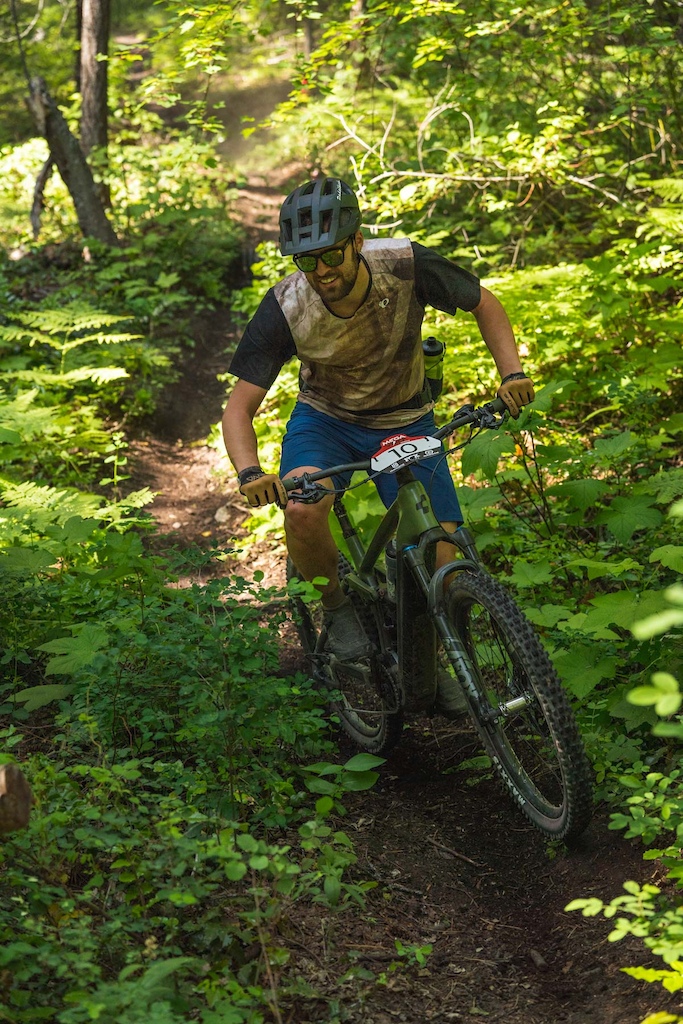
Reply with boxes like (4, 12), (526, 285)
(222, 409), (261, 473)
(473, 287), (524, 379)
(222, 380), (269, 473)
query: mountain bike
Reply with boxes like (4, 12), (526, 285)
(285, 397), (594, 840)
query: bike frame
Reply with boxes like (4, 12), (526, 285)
(332, 465), (481, 712)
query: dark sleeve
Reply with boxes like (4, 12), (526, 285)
(227, 290), (297, 390)
(411, 242), (481, 314)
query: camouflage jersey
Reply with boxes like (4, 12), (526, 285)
(229, 238), (481, 429)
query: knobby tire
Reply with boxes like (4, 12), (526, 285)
(287, 556), (403, 755)
(445, 570), (593, 840)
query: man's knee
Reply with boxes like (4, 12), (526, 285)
(284, 495), (331, 541)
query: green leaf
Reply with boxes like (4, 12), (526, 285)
(652, 722), (683, 738)
(0, 547), (55, 574)
(305, 777), (339, 795)
(551, 644), (618, 698)
(595, 496), (662, 544)
(656, 694), (682, 717)
(528, 379), (575, 412)
(224, 860), (247, 881)
(566, 557), (641, 580)
(628, 686), (662, 706)
(235, 832), (258, 852)
(559, 609), (620, 640)
(324, 874), (341, 905)
(38, 624), (109, 675)
(12, 683), (75, 710)
(315, 796), (335, 816)
(302, 761), (341, 776)
(461, 431), (516, 480)
(508, 559), (553, 588)
(628, 674), (682, 716)
(583, 593), (643, 630)
(632, 608), (683, 640)
(593, 431), (636, 461)
(548, 479), (608, 512)
(156, 271), (181, 289)
(343, 753), (386, 772)
(0, 427), (21, 443)
(650, 546), (683, 573)
(341, 770), (380, 792)
(565, 897), (604, 916)
(457, 484), (502, 522)
(524, 604), (572, 628)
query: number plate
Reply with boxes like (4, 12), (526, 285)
(370, 433), (442, 473)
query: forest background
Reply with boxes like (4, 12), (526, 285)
(1, 1), (683, 1022)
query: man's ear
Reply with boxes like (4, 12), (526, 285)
(354, 229), (364, 253)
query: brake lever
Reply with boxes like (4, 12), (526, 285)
(479, 406), (506, 429)
(481, 401), (507, 430)
(286, 473), (328, 505)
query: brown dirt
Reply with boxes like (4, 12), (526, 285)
(122, 175), (683, 1024)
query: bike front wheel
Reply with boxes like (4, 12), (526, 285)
(287, 557), (403, 755)
(444, 570), (593, 840)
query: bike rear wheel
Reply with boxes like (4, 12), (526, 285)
(444, 570), (593, 840)
(287, 556), (403, 755)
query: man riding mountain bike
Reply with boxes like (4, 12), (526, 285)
(222, 176), (535, 717)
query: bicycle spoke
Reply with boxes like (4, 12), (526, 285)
(445, 570), (593, 840)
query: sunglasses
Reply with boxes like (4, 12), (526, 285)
(293, 235), (353, 273)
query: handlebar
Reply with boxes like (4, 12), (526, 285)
(282, 395), (507, 493)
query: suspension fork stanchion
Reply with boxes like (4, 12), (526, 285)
(405, 535), (492, 717)
(422, 557), (484, 711)
(426, 563), (532, 723)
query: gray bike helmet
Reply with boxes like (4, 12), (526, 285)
(279, 177), (362, 256)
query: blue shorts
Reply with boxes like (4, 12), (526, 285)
(279, 402), (463, 523)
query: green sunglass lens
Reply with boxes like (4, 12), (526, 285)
(321, 249), (345, 267)
(295, 256), (317, 271)
(295, 244), (347, 272)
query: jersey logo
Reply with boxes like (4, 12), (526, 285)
(379, 297), (389, 308)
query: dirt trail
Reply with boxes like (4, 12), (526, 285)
(125, 155), (682, 1024)
(128, 302), (682, 1024)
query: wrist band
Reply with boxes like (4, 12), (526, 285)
(238, 465), (263, 486)
(500, 371), (528, 385)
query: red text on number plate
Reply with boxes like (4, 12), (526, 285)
(370, 434), (442, 473)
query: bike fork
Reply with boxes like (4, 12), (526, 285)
(416, 557), (533, 723)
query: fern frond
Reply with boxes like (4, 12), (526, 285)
(16, 306), (134, 335)
(647, 208), (683, 237)
(649, 178), (683, 203)
(0, 479), (105, 527)
(0, 392), (59, 438)
(61, 333), (142, 352)
(2, 367), (129, 386)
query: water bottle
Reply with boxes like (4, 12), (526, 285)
(385, 541), (397, 602)
(422, 336), (445, 401)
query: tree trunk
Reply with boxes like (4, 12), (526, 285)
(0, 764), (33, 834)
(27, 76), (118, 246)
(79, 0), (110, 155)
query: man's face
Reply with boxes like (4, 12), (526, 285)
(302, 233), (362, 304)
